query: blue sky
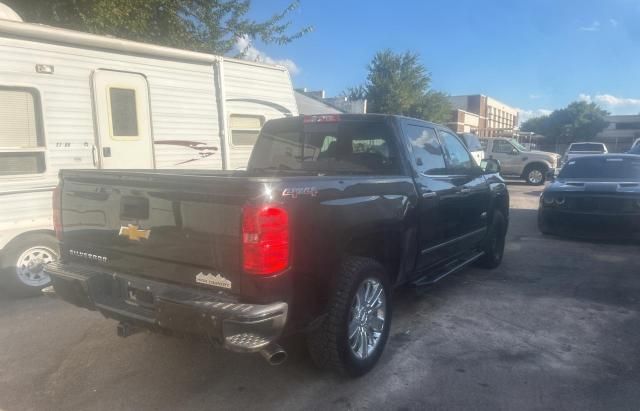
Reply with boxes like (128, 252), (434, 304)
(246, 0), (640, 121)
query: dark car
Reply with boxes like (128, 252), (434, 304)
(538, 154), (640, 239)
(45, 114), (509, 376)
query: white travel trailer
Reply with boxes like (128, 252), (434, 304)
(0, 7), (298, 295)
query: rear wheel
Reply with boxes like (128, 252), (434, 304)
(0, 234), (58, 297)
(307, 257), (391, 377)
(477, 211), (506, 269)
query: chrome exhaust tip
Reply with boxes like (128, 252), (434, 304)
(260, 343), (287, 365)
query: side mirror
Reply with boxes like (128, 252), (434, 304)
(480, 158), (501, 174)
(511, 148), (519, 156)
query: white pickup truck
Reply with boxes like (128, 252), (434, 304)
(480, 137), (560, 185)
(561, 142), (608, 166)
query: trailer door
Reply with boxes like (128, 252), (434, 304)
(93, 70), (154, 169)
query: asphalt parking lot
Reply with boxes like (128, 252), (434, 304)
(1, 183), (639, 411)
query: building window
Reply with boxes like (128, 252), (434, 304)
(109, 87), (139, 138)
(230, 114), (264, 146)
(0, 87), (46, 176)
(615, 122), (640, 130)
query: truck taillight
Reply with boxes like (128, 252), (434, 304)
(52, 184), (62, 240)
(242, 204), (289, 275)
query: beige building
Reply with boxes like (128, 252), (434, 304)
(595, 115), (640, 152)
(446, 94), (519, 136)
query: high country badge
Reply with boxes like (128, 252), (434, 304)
(195, 272), (232, 289)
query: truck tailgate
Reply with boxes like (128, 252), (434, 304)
(58, 170), (260, 292)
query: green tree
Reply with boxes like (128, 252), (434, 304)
(344, 85), (368, 101)
(6, 0), (311, 54)
(345, 50), (452, 123)
(521, 101), (609, 144)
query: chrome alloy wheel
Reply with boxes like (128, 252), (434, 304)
(348, 278), (387, 359)
(15, 246), (57, 287)
(528, 169), (544, 184)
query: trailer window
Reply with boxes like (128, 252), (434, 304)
(109, 88), (139, 138)
(230, 114), (264, 146)
(0, 87), (46, 175)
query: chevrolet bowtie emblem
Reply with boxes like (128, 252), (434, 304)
(119, 224), (151, 241)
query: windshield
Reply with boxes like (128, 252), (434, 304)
(248, 117), (401, 175)
(558, 156), (640, 180)
(510, 139), (530, 152)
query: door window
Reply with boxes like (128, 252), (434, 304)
(109, 88), (139, 138)
(230, 115), (264, 146)
(492, 140), (516, 154)
(439, 130), (474, 172)
(405, 125), (446, 174)
(0, 87), (46, 175)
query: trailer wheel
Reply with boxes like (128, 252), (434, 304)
(0, 234), (58, 297)
(307, 257), (391, 377)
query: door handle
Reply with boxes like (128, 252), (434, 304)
(422, 191), (437, 199)
(459, 188), (472, 195)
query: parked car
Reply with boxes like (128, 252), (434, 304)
(459, 133), (485, 165)
(480, 137), (561, 185)
(561, 142), (608, 166)
(538, 154), (640, 239)
(45, 114), (509, 376)
(629, 145), (640, 155)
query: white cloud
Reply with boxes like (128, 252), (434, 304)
(579, 93), (640, 114)
(578, 93), (592, 103)
(517, 108), (552, 124)
(579, 21), (601, 31)
(234, 35), (300, 75)
(609, 18), (619, 28)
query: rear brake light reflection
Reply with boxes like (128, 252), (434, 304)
(303, 114), (341, 123)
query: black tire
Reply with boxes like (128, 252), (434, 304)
(307, 257), (391, 377)
(0, 234), (58, 297)
(477, 211), (506, 269)
(524, 164), (546, 185)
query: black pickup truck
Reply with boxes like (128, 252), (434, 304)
(46, 114), (509, 376)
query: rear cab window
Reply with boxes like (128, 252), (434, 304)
(559, 156), (640, 179)
(568, 143), (607, 152)
(248, 116), (403, 176)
